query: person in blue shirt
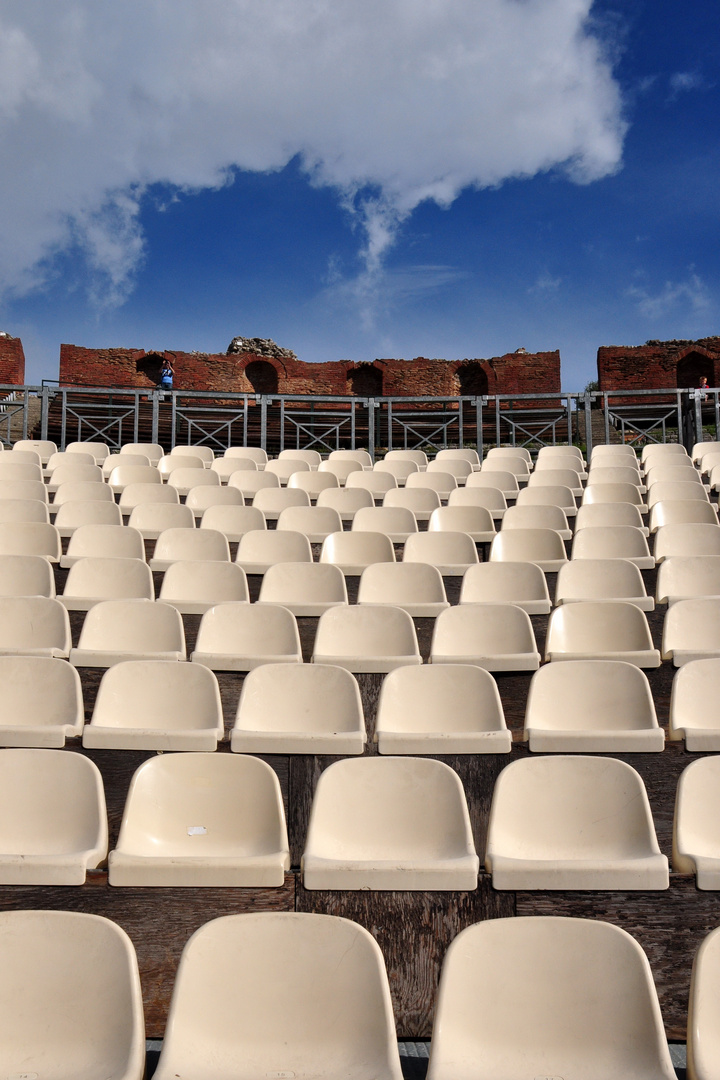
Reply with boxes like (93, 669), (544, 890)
(159, 358), (174, 391)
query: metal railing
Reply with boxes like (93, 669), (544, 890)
(1, 383), (716, 456)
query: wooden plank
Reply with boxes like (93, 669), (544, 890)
(296, 876), (514, 1038)
(0, 872), (296, 1038)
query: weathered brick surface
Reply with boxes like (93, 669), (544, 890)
(0, 334), (25, 385)
(598, 337), (720, 393)
(58, 344), (561, 397)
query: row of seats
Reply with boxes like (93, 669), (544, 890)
(8, 652), (714, 753)
(8, 908), (720, 1079)
(6, 747), (720, 890)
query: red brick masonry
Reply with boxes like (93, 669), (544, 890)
(0, 334), (25, 385)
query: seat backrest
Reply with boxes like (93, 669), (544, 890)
(153, 527), (230, 564)
(128, 502), (195, 536)
(236, 529), (313, 567)
(0, 553), (55, 597)
(65, 524), (144, 561)
(62, 557), (154, 602)
(0, 596), (70, 655)
(118, 482), (180, 510)
(223, 446), (268, 466)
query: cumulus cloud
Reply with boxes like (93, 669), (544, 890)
(0, 0), (626, 305)
(626, 273), (711, 319)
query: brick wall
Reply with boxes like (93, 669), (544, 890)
(0, 334), (25, 385)
(58, 344), (561, 397)
(598, 338), (720, 393)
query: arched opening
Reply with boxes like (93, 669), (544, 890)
(677, 352), (714, 389)
(348, 365), (384, 397)
(135, 353), (166, 385)
(457, 362), (489, 396)
(244, 360), (279, 395)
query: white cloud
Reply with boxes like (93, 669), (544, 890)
(668, 70), (704, 99)
(528, 271), (562, 294)
(0, 0), (626, 305)
(626, 273), (711, 319)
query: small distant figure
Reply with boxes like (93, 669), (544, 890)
(700, 375), (709, 401)
(159, 357), (174, 392)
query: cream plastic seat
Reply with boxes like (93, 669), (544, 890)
(320, 530), (395, 574)
(485, 446), (532, 465)
(108, 464), (162, 493)
(200, 503), (265, 541)
(528, 468), (583, 496)
(127, 501), (195, 538)
(428, 504), (496, 541)
(302, 757), (478, 890)
(669, 658), (720, 749)
(448, 484), (507, 519)
(546, 601), (660, 667)
(656, 556), (720, 605)
(358, 562), (449, 616)
(373, 458), (419, 484)
(149, 526), (230, 570)
(460, 560), (551, 614)
(66, 440), (111, 462)
(278, 447), (322, 469)
(13, 438), (57, 463)
(0, 479), (48, 503)
(435, 447), (481, 467)
(153, 912), (402, 1080)
(647, 480), (709, 508)
(232, 663), (365, 754)
(375, 664), (510, 754)
(591, 443), (639, 463)
(223, 445), (268, 468)
(352, 505), (418, 541)
(515, 483), (577, 516)
(646, 464), (704, 488)
(257, 562), (347, 615)
(288, 470), (339, 500)
(582, 481), (647, 511)
(426, 916), (676, 1080)
(0, 460), (43, 483)
(587, 465), (645, 490)
(0, 748), (107, 884)
(489, 527), (567, 571)
(318, 458), (364, 485)
(655, 522), (720, 561)
(535, 456), (587, 480)
(158, 453), (205, 479)
(236, 528), (313, 573)
(210, 456), (258, 482)
(642, 442), (690, 465)
(556, 557), (653, 609)
(51, 480), (115, 512)
(649, 499), (718, 533)
(121, 441), (164, 465)
(159, 560), (249, 614)
(477, 454), (529, 479)
(253, 484), (311, 519)
(0, 497), (50, 524)
(102, 452), (150, 477)
(84, 660), (224, 750)
(328, 448), (373, 468)
(571, 525), (655, 568)
(575, 500), (649, 535)
(185, 484), (244, 518)
(427, 457), (472, 484)
(662, 598), (720, 665)
(278, 504), (344, 541)
(0, 909), (145, 1080)
(346, 470), (397, 500)
(486, 755), (668, 889)
(61, 523), (144, 567)
(70, 598), (186, 666)
(313, 604), (421, 672)
(266, 457), (311, 484)
(536, 444), (585, 465)
(48, 449), (97, 469)
(467, 470), (517, 497)
(317, 484), (374, 520)
(384, 448), (428, 469)
(694, 439), (720, 464)
(0, 553), (55, 597)
(688, 925), (720, 1080)
(47, 463), (104, 491)
(228, 470), (279, 499)
(169, 444), (215, 466)
(192, 602), (302, 670)
(524, 660), (662, 751)
(61, 557), (155, 610)
(168, 467), (220, 496)
(109, 752), (290, 886)
(674, 757), (720, 888)
(0, 656), (83, 746)
(0, 520), (61, 562)
(403, 530), (479, 575)
(407, 470), (459, 499)
(55, 499), (123, 536)
(383, 485), (441, 521)
(700, 451), (720, 478)
(430, 603), (540, 671)
(118, 480), (180, 512)
(500, 502), (570, 539)
(0, 596), (71, 658)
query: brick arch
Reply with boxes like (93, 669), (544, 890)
(455, 361), (490, 396)
(677, 349), (715, 389)
(347, 365), (384, 397)
(135, 352), (166, 385)
(242, 359), (280, 395)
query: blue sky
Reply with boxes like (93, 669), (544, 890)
(0, 0), (718, 389)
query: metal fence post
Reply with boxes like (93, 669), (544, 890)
(694, 389), (704, 448)
(261, 396), (268, 452)
(40, 386), (50, 440)
(476, 397), (484, 459)
(584, 394), (593, 459)
(368, 398), (376, 461)
(151, 391), (160, 445)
